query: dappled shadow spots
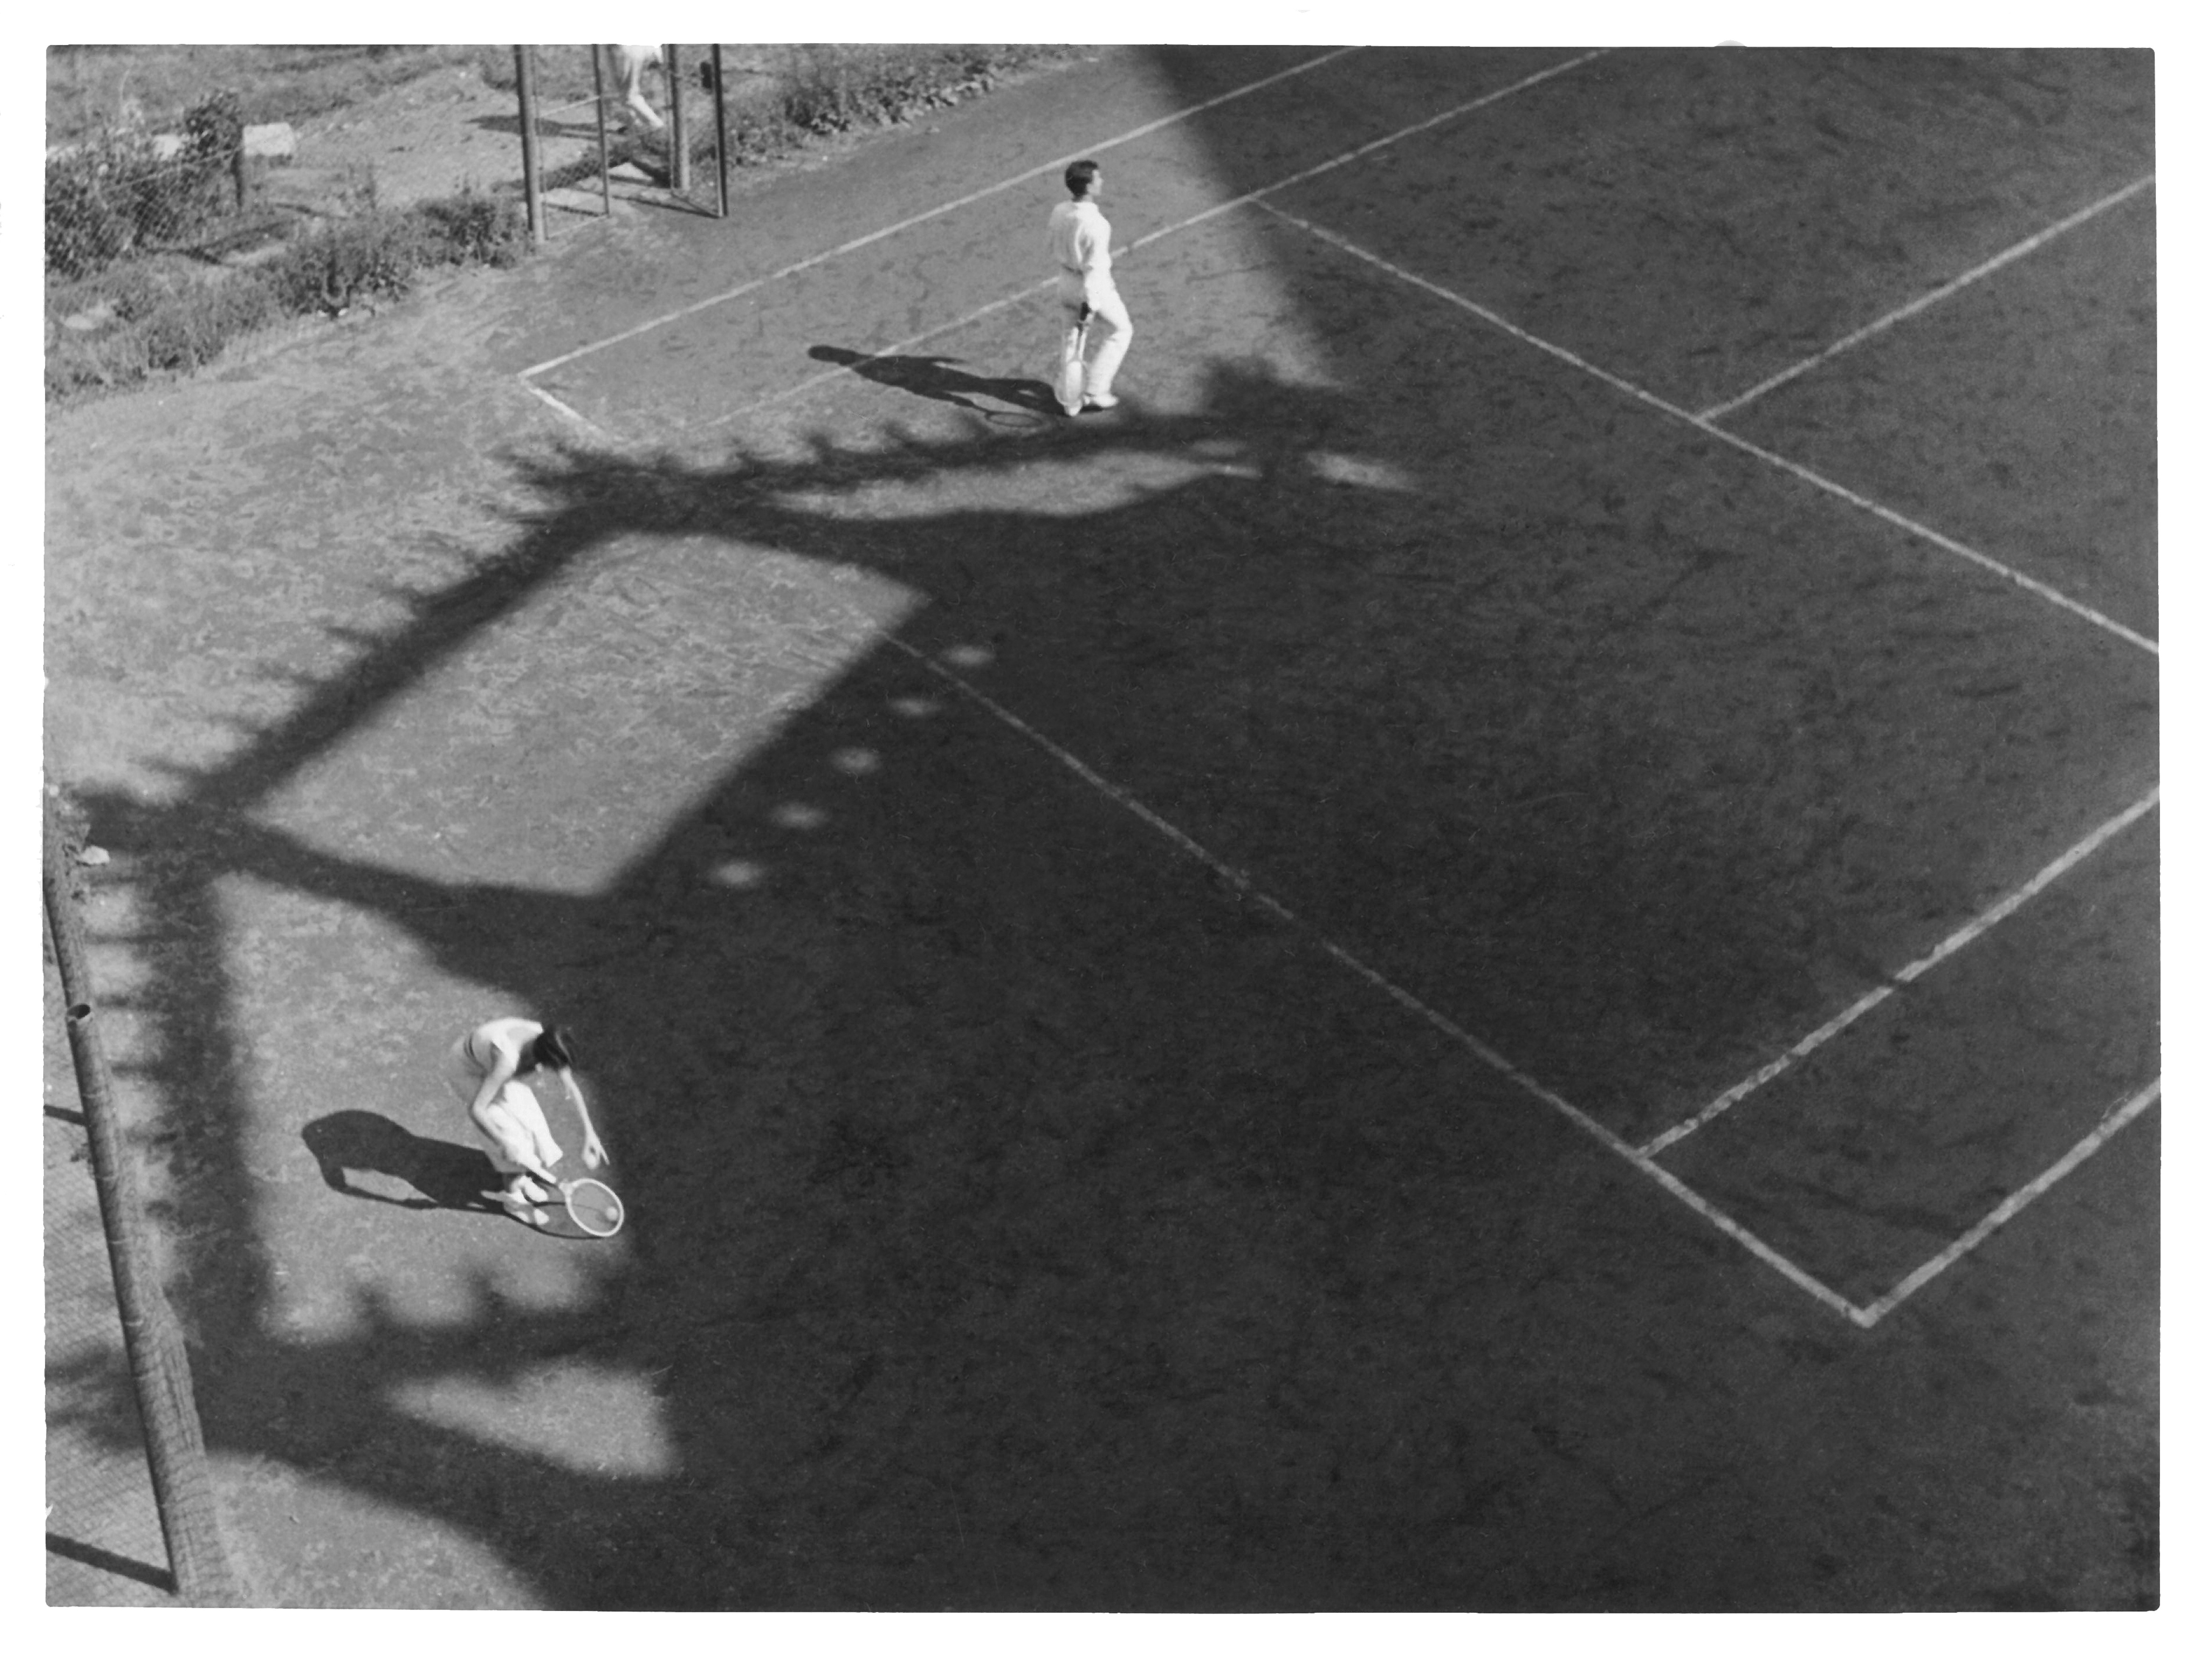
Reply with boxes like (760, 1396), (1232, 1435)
(65, 339), (2010, 1609)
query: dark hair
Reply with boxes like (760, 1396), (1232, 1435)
(1064, 159), (1100, 199)
(530, 1026), (576, 1072)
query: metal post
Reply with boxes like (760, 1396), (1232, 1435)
(515, 46), (544, 247)
(666, 44), (688, 195)
(590, 45), (613, 218)
(711, 44), (730, 219)
(45, 802), (239, 1606)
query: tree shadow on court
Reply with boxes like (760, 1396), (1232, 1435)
(54, 43), (2159, 1607)
(67, 343), (2158, 1610)
(58, 356), (1784, 1606)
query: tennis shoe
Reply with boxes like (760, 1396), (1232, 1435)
(484, 1190), (550, 1227)
(1082, 393), (1121, 411)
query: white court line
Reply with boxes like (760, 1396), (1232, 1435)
(1700, 175), (2155, 422)
(1254, 200), (2160, 658)
(517, 48), (1362, 383)
(520, 378), (615, 442)
(885, 634), (1863, 1325)
(899, 627), (2156, 1326)
(1851, 1079), (2161, 1328)
(690, 49), (1612, 434)
(1640, 787), (2160, 1157)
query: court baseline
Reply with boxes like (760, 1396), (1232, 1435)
(1854, 1080), (2160, 1327)
(1639, 786), (2161, 1156)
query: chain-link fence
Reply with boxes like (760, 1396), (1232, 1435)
(44, 93), (285, 279)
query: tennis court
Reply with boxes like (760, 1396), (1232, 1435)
(46, 44), (2156, 1608)
(513, 44), (2157, 1324)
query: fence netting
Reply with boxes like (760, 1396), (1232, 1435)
(46, 93), (277, 279)
(517, 46), (735, 226)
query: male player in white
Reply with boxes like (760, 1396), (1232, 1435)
(445, 1016), (607, 1225)
(1047, 159), (1134, 417)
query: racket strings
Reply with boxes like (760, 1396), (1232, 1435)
(564, 1178), (625, 1237)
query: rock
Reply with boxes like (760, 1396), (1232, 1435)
(77, 846), (111, 867)
(61, 304), (118, 333)
(150, 132), (186, 160)
(243, 122), (297, 161)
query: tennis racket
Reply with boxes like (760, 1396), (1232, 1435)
(556, 1176), (625, 1237)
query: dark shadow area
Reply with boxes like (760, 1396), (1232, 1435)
(52, 47), (2157, 1613)
(809, 346), (1062, 419)
(302, 1111), (508, 1213)
(46, 1533), (173, 1594)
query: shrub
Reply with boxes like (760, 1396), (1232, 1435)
(138, 278), (283, 371)
(415, 187), (529, 268)
(49, 185), (537, 402)
(46, 92), (249, 279)
(264, 206), (431, 314)
(45, 133), (152, 279)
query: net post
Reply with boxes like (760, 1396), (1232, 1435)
(712, 45), (730, 218)
(591, 45), (613, 218)
(666, 45), (689, 195)
(44, 800), (240, 1605)
(515, 47), (545, 247)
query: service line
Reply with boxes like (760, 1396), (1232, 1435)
(1253, 200), (2159, 658)
(1639, 786), (2160, 1157)
(885, 634), (1863, 1325)
(519, 47), (1361, 383)
(692, 48), (1612, 434)
(1851, 1079), (2161, 1328)
(1700, 174), (2155, 422)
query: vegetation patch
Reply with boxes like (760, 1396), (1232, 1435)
(45, 45), (1077, 402)
(46, 188), (529, 402)
(46, 45), (501, 148)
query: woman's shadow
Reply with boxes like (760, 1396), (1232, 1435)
(808, 346), (1060, 421)
(302, 1111), (506, 1213)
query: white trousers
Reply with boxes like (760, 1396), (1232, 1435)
(1056, 280), (1133, 409)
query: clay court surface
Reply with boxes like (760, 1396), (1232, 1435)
(44, 46), (2156, 1609)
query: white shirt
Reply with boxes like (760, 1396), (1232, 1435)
(1046, 199), (1114, 301)
(460, 1015), (544, 1077)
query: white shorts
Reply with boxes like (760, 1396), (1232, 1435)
(446, 1038), (563, 1174)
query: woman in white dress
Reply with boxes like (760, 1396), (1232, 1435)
(445, 1016), (608, 1225)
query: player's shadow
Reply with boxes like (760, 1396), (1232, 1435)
(808, 346), (1061, 419)
(302, 1111), (504, 1214)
